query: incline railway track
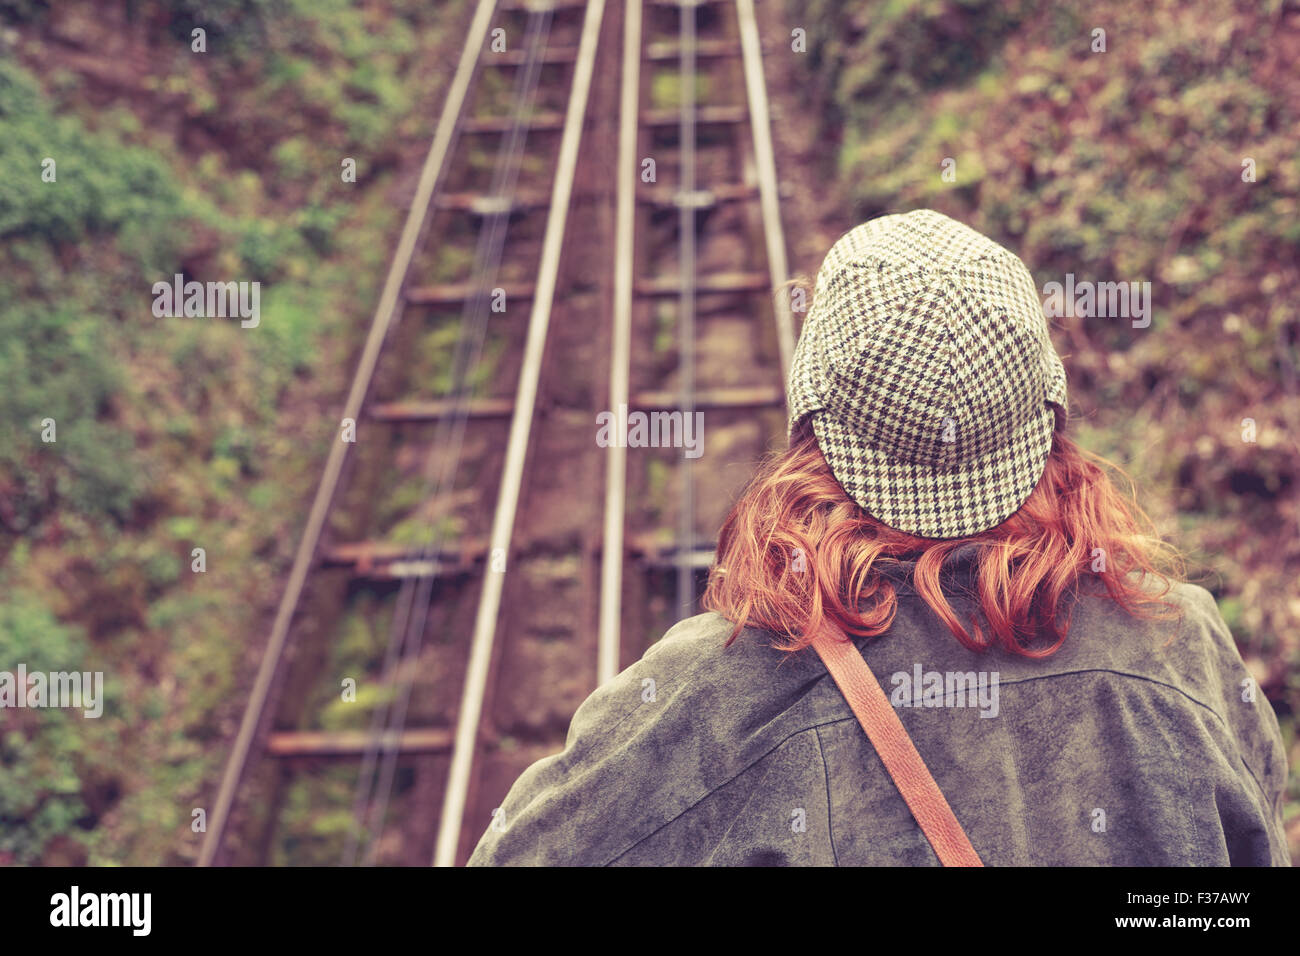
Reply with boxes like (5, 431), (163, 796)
(199, 0), (794, 868)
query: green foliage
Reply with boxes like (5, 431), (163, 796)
(0, 591), (101, 864)
(0, 61), (187, 273)
(270, 768), (357, 865)
(0, 301), (139, 529)
(0, 57), (198, 531)
(234, 217), (306, 282)
(0, 0), (467, 864)
(413, 320), (504, 397)
(649, 70), (710, 109)
(799, 0), (1034, 132)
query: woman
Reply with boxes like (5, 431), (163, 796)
(468, 209), (1290, 866)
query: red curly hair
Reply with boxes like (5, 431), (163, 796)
(701, 414), (1184, 657)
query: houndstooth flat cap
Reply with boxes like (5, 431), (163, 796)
(788, 209), (1068, 539)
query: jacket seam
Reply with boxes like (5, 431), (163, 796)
(980, 666), (1270, 795)
(1157, 701), (1202, 861)
(603, 725), (830, 866)
(601, 659), (1271, 865)
(699, 754), (782, 865)
(1001, 717), (1035, 866)
(813, 725), (840, 866)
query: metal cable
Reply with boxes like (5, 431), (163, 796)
(198, 0), (500, 867)
(432, 0), (609, 868)
(341, 3), (554, 867)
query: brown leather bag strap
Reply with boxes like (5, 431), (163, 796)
(811, 622), (983, 867)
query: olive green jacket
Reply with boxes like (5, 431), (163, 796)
(468, 558), (1290, 866)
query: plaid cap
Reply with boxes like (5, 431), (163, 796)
(788, 209), (1068, 539)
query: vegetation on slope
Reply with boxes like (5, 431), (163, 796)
(0, 0), (464, 864)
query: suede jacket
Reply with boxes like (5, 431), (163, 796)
(468, 555), (1290, 866)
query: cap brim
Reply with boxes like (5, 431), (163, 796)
(811, 401), (1056, 539)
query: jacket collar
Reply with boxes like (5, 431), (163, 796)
(873, 542), (983, 595)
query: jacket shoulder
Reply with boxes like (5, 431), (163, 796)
(1058, 576), (1288, 838)
(1160, 580), (1288, 798)
(466, 612), (833, 865)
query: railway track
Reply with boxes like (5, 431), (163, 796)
(199, 0), (794, 868)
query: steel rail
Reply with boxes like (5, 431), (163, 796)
(348, 3), (556, 868)
(597, 0), (643, 687)
(735, 0), (793, 393)
(432, 0), (609, 868)
(196, 0), (501, 868)
(676, 0), (698, 619)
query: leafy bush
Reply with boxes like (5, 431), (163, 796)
(0, 591), (104, 865)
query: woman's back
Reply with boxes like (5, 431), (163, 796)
(468, 561), (1287, 866)
(469, 210), (1289, 866)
